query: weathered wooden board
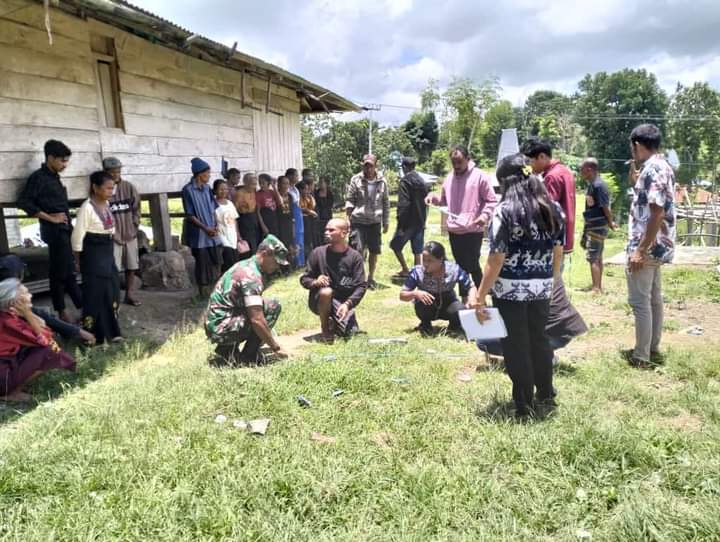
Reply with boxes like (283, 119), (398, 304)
(123, 113), (252, 144)
(0, 126), (100, 153)
(99, 129), (158, 155)
(0, 1), (90, 43)
(0, 151), (101, 180)
(0, 175), (89, 203)
(155, 137), (252, 159)
(120, 94), (252, 130)
(0, 97), (99, 130)
(253, 110), (302, 172)
(0, 44), (95, 86)
(0, 71), (97, 109)
(119, 72), (247, 116)
(0, 18), (91, 59)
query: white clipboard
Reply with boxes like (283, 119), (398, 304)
(459, 308), (507, 341)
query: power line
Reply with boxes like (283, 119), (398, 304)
(356, 102), (720, 121)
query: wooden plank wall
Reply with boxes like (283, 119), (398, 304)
(0, 1), (304, 246)
(253, 110), (303, 178)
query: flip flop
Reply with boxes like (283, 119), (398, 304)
(124, 299), (142, 306)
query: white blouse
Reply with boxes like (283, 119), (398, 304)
(71, 199), (115, 252)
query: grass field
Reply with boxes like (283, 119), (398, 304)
(1, 205), (719, 541)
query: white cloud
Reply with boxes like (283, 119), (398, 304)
(139, 0), (720, 124)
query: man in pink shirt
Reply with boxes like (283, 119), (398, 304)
(426, 145), (497, 286)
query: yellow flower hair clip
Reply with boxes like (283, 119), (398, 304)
(522, 165), (533, 177)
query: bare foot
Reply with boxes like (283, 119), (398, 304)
(2, 389), (33, 402)
(591, 288), (603, 295)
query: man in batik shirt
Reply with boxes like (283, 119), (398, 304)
(205, 235), (290, 365)
(625, 123), (676, 367)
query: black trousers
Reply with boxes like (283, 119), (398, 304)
(414, 296), (464, 329)
(220, 246), (239, 273)
(41, 222), (82, 313)
(494, 297), (554, 411)
(449, 232), (483, 287)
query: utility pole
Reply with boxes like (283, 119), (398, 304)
(362, 104), (381, 154)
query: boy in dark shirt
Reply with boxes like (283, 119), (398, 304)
(391, 156), (429, 278)
(580, 157), (616, 293)
(17, 140), (82, 323)
(300, 218), (367, 342)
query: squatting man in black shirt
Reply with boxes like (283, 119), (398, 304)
(300, 218), (368, 343)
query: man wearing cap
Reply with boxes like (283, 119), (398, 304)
(205, 234), (290, 365)
(300, 218), (367, 342)
(182, 158), (222, 297)
(105, 157), (142, 306)
(391, 156), (429, 278)
(345, 154), (390, 289)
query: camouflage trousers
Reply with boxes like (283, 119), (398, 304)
(208, 297), (281, 346)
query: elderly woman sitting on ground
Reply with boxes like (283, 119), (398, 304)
(0, 278), (76, 402)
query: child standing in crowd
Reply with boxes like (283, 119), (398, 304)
(256, 173), (281, 238)
(71, 171), (123, 344)
(234, 172), (260, 255)
(475, 154), (564, 418)
(213, 178), (241, 272)
(225, 168), (241, 203)
(285, 168), (305, 266)
(299, 181), (318, 257)
(276, 175), (295, 259)
(314, 176), (334, 247)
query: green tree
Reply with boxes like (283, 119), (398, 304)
(575, 69), (668, 185)
(440, 76), (501, 156)
(667, 82), (720, 184)
(301, 116), (370, 195)
(478, 100), (515, 163)
(402, 110), (439, 164)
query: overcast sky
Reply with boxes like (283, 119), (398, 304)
(142, 0), (720, 125)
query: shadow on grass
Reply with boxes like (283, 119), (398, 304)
(0, 337), (162, 426)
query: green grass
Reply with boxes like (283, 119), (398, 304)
(1, 200), (719, 541)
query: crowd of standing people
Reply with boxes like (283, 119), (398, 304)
(1, 123), (677, 420)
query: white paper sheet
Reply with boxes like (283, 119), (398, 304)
(459, 308), (507, 341)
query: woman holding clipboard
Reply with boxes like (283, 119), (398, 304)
(475, 154), (565, 419)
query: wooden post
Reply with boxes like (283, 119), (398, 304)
(0, 208), (9, 254)
(148, 193), (172, 252)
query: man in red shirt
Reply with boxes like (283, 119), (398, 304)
(522, 138), (586, 356)
(522, 138), (576, 253)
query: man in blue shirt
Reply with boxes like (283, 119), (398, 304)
(182, 158), (222, 296)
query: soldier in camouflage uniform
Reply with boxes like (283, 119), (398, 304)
(205, 235), (290, 365)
